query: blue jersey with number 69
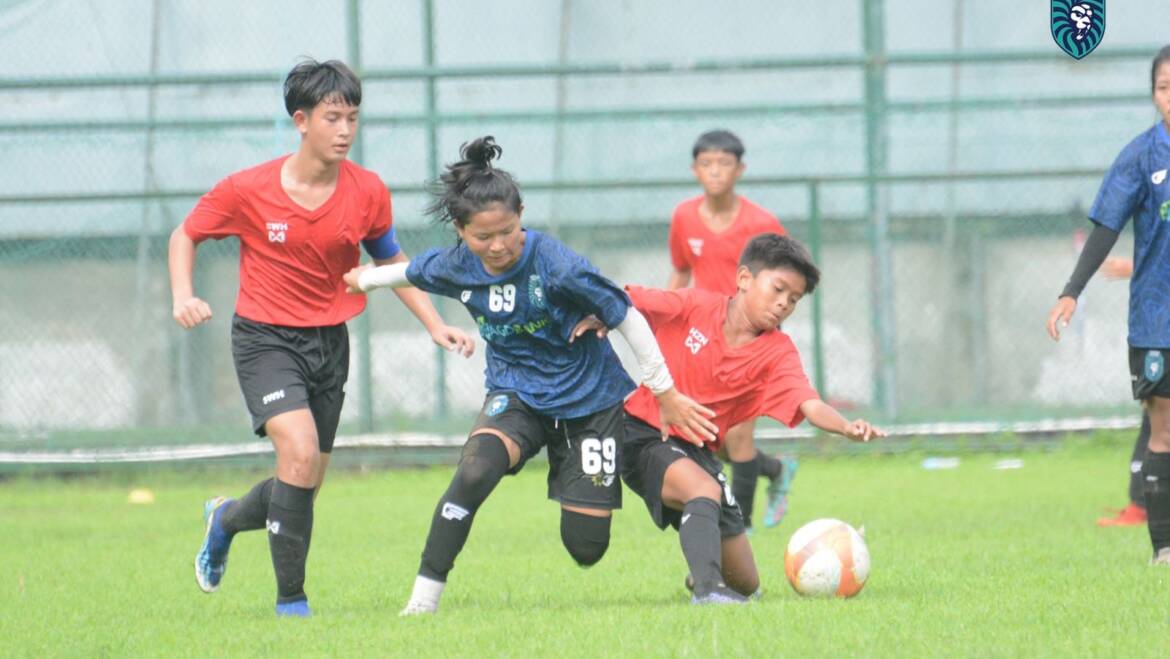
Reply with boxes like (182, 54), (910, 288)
(405, 229), (636, 418)
(1090, 122), (1170, 348)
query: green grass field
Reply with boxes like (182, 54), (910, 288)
(3, 433), (1168, 657)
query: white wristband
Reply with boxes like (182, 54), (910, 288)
(357, 262), (410, 292)
(613, 307), (675, 395)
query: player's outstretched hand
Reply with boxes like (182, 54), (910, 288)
(1045, 296), (1077, 341)
(173, 296), (212, 329)
(1100, 257), (1134, 280)
(656, 388), (717, 446)
(343, 264), (371, 294)
(569, 314), (608, 343)
(431, 324), (476, 358)
(842, 419), (886, 443)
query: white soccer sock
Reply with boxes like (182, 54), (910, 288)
(405, 575), (445, 611)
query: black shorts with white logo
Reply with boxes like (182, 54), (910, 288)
(471, 392), (624, 510)
(1129, 347), (1170, 401)
(231, 314), (349, 452)
(621, 415), (745, 538)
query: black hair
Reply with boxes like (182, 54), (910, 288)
(692, 129), (745, 161)
(283, 59), (362, 117)
(426, 136), (523, 229)
(1152, 45), (1170, 94)
(738, 233), (820, 294)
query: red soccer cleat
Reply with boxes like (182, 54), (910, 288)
(1096, 502), (1147, 527)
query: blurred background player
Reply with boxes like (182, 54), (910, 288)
(666, 129), (794, 532)
(1046, 46), (1170, 564)
(1094, 256), (1150, 527)
(345, 136), (717, 614)
(620, 233), (884, 603)
(171, 59), (474, 617)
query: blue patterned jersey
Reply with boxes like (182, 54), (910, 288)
(1090, 122), (1170, 348)
(405, 229), (635, 418)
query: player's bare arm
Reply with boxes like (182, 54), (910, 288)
(798, 398), (886, 443)
(168, 224), (213, 329)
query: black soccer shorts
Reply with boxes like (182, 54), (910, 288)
(470, 391), (624, 510)
(231, 314), (349, 452)
(621, 415), (746, 538)
(1129, 347), (1170, 401)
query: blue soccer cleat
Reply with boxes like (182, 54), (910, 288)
(194, 496), (234, 593)
(275, 599), (312, 618)
(762, 456), (799, 529)
(690, 584), (751, 606)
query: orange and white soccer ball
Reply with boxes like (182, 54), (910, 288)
(784, 518), (870, 598)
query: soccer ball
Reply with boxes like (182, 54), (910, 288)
(784, 518), (870, 598)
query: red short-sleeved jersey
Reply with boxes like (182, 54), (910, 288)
(668, 195), (786, 297)
(183, 156), (393, 327)
(622, 285), (819, 451)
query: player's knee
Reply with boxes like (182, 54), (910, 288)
(560, 510), (611, 567)
(449, 434), (510, 503)
(690, 478), (722, 504)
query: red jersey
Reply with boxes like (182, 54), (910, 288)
(183, 156), (392, 327)
(668, 195), (786, 297)
(622, 286), (819, 451)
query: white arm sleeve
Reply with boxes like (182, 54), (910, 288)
(613, 307), (675, 395)
(357, 262), (411, 292)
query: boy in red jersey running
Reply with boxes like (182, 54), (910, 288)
(169, 59), (473, 617)
(667, 129), (793, 532)
(623, 233), (884, 603)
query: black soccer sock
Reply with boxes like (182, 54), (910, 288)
(220, 477), (274, 535)
(679, 497), (723, 595)
(267, 479), (315, 604)
(731, 458), (760, 528)
(757, 452), (783, 481)
(418, 434), (510, 582)
(1142, 451), (1170, 553)
(1129, 415), (1151, 507)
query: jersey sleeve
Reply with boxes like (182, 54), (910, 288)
(183, 176), (242, 242)
(361, 187), (400, 259)
(404, 247), (461, 298)
(545, 243), (630, 328)
(668, 206), (692, 272)
(760, 344), (820, 428)
(625, 285), (688, 331)
(1089, 139), (1148, 232)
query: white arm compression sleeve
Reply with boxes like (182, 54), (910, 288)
(357, 262), (411, 292)
(613, 307), (675, 395)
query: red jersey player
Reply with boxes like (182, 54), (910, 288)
(623, 233), (884, 603)
(667, 129), (791, 533)
(169, 60), (473, 617)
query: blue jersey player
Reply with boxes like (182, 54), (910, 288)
(344, 136), (718, 613)
(1047, 45), (1170, 565)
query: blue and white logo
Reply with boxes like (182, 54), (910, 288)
(1051, 1), (1105, 60)
(528, 275), (546, 310)
(486, 394), (509, 417)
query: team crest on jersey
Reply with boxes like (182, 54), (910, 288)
(528, 275), (546, 310)
(485, 394), (509, 417)
(1161, 200), (1170, 221)
(688, 238), (703, 256)
(1153, 169), (1167, 185)
(266, 221), (288, 243)
(1050, 1), (1104, 60)
(461, 290), (472, 303)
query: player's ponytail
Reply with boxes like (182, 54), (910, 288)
(426, 135), (523, 231)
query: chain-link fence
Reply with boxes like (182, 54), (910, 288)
(0, 0), (1160, 454)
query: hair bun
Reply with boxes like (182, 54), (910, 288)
(461, 136), (502, 169)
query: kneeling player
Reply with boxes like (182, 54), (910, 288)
(620, 234), (885, 603)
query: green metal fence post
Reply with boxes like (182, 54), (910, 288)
(863, 0), (898, 420)
(808, 183), (827, 400)
(347, 0), (374, 433)
(423, 0), (449, 420)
